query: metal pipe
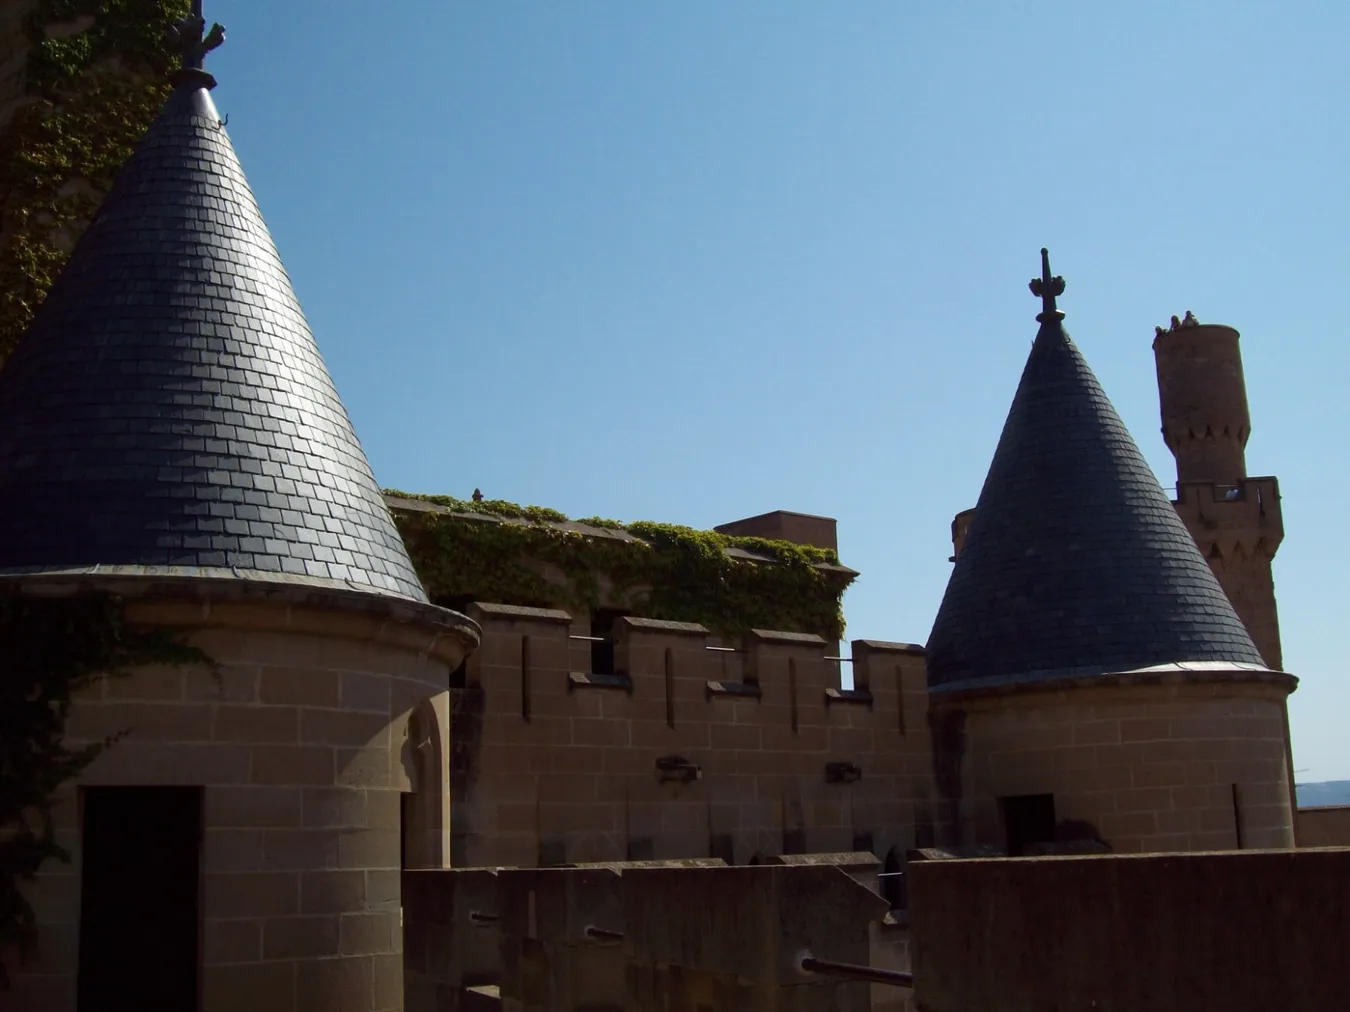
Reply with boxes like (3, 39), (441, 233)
(569, 635), (607, 642)
(799, 954), (913, 988)
(584, 925), (624, 942)
(705, 646), (739, 653)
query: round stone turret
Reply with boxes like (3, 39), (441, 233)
(1153, 322), (1250, 486)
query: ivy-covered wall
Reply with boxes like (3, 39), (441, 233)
(386, 492), (856, 642)
(0, 0), (188, 365)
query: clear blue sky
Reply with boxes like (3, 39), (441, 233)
(207, 1), (1348, 780)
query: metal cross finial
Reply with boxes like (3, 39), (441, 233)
(167, 0), (225, 72)
(1028, 247), (1066, 320)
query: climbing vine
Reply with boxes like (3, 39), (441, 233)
(0, 0), (189, 364)
(0, 590), (209, 987)
(386, 491), (854, 641)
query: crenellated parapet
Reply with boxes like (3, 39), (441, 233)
(450, 601), (936, 873)
(1171, 476), (1285, 670)
(1153, 320), (1252, 485)
(1172, 475), (1283, 560)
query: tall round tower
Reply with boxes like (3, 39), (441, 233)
(1153, 320), (1250, 485)
(1153, 318), (1284, 670)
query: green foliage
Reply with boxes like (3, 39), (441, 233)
(385, 491), (853, 641)
(0, 590), (210, 987)
(0, 0), (190, 363)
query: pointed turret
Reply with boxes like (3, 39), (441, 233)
(926, 250), (1265, 691)
(0, 15), (426, 601)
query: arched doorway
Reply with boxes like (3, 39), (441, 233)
(401, 697), (448, 869)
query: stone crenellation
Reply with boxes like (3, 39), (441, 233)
(450, 605), (933, 873)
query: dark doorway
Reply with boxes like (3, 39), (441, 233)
(1000, 793), (1056, 857)
(77, 786), (203, 1012)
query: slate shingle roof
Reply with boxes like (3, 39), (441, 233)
(0, 78), (428, 602)
(925, 310), (1265, 691)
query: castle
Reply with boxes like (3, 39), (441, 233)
(0, 6), (1330, 1012)
(418, 254), (1295, 877)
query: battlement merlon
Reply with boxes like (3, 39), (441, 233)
(1171, 475), (1284, 556)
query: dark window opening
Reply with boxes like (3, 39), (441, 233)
(1001, 793), (1057, 857)
(78, 786), (203, 1012)
(538, 837), (568, 867)
(881, 846), (905, 910)
(710, 833), (735, 865)
(590, 609), (626, 676)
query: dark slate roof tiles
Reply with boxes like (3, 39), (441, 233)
(0, 83), (427, 602)
(925, 313), (1265, 691)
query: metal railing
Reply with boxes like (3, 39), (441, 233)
(798, 951), (913, 988)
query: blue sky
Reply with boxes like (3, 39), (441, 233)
(208, 2), (1348, 780)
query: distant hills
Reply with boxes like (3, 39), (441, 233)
(1296, 781), (1350, 808)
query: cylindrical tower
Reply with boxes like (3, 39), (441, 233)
(1152, 317), (1284, 671)
(926, 260), (1296, 857)
(1153, 321), (1251, 486)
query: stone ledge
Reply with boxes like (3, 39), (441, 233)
(0, 570), (480, 666)
(568, 671), (634, 693)
(825, 687), (874, 708)
(853, 639), (926, 656)
(705, 680), (762, 699)
(766, 851), (880, 871)
(617, 616), (710, 636)
(748, 629), (827, 647)
(469, 601), (573, 624)
(930, 664), (1298, 704)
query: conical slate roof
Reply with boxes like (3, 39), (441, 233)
(0, 71), (427, 602)
(925, 253), (1265, 691)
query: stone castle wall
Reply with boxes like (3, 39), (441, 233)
(909, 847), (1350, 1012)
(1298, 805), (1350, 848)
(930, 674), (1297, 854)
(451, 604), (934, 874)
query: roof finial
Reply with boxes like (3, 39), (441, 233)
(1028, 247), (1066, 322)
(167, 0), (225, 87)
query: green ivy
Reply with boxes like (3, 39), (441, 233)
(385, 491), (854, 641)
(0, 590), (211, 987)
(0, 0), (190, 364)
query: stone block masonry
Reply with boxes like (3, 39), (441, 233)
(0, 578), (475, 1012)
(930, 669), (1297, 854)
(909, 847), (1350, 1012)
(452, 605), (934, 873)
(403, 863), (892, 1012)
